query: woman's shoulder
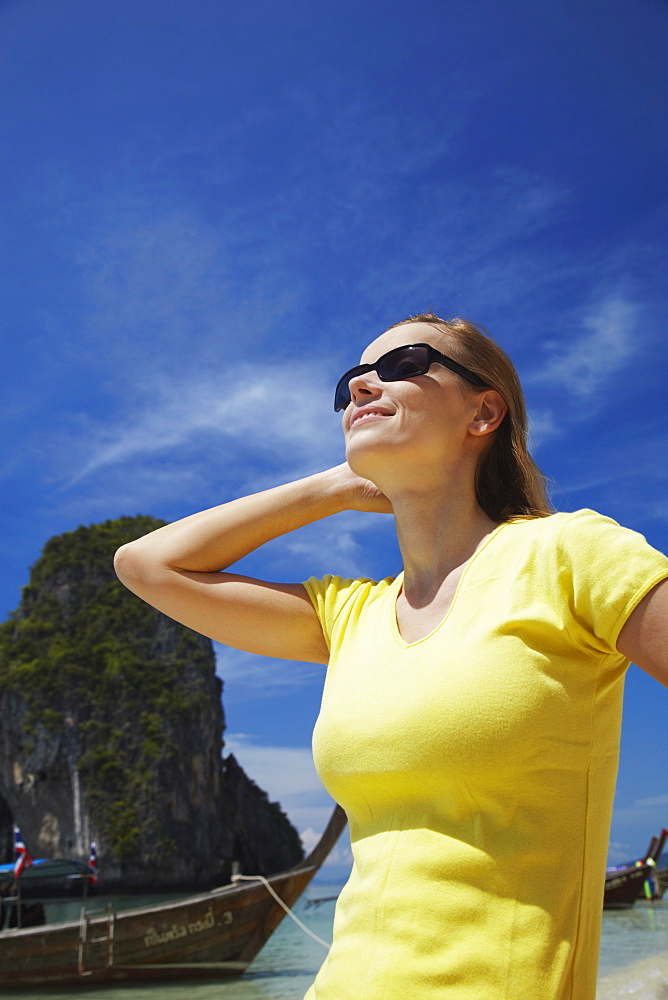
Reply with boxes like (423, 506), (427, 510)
(506, 508), (630, 540)
(303, 573), (398, 602)
(303, 573), (399, 637)
(504, 508), (666, 567)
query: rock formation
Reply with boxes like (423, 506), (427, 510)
(0, 516), (303, 888)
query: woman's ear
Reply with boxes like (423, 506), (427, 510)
(468, 390), (508, 437)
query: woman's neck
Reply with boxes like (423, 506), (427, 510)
(390, 478), (498, 603)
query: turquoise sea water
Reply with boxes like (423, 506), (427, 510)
(2, 885), (667, 999)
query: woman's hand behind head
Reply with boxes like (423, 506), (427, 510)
(328, 462), (393, 514)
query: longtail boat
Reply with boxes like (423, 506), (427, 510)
(655, 867), (668, 899)
(0, 804), (346, 989)
(603, 827), (667, 909)
(0, 858), (95, 899)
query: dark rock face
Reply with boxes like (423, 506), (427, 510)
(0, 517), (303, 889)
(222, 754), (306, 876)
(0, 795), (12, 865)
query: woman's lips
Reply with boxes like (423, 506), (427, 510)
(350, 406), (393, 428)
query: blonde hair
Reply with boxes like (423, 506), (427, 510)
(390, 312), (552, 522)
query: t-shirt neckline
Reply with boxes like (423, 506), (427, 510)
(390, 520), (511, 648)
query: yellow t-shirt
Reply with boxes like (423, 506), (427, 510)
(303, 510), (668, 1000)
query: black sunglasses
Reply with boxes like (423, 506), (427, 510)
(334, 343), (489, 412)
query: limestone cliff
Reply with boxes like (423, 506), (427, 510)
(0, 517), (303, 888)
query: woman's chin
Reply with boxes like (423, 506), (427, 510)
(345, 441), (392, 484)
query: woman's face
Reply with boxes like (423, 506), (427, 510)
(342, 322), (487, 483)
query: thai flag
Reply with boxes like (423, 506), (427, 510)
(13, 826), (32, 879)
(89, 841), (98, 887)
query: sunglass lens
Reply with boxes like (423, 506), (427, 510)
(379, 345), (429, 381)
(334, 382), (347, 411)
(334, 346), (432, 410)
(334, 366), (362, 411)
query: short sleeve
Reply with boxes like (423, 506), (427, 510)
(303, 575), (368, 652)
(554, 510), (668, 654)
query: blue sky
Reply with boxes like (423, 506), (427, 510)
(1, 0), (666, 875)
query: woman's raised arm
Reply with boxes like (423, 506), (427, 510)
(114, 465), (390, 664)
(617, 577), (668, 687)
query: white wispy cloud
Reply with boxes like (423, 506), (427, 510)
(301, 825), (353, 872)
(607, 794), (668, 863)
(611, 793), (668, 828)
(527, 408), (560, 451)
(224, 733), (349, 870)
(75, 203), (303, 373)
(268, 509), (398, 576)
(225, 734), (323, 797)
(224, 733), (338, 835)
(606, 841), (634, 864)
(357, 168), (572, 311)
(64, 362), (341, 486)
(646, 500), (668, 525)
(529, 295), (638, 396)
(215, 645), (324, 695)
(548, 432), (668, 518)
(629, 795), (668, 809)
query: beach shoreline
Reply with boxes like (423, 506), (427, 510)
(597, 951), (668, 999)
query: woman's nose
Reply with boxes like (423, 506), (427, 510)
(348, 369), (382, 404)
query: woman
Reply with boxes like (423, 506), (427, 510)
(115, 313), (668, 1000)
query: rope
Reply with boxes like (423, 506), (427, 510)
(232, 874), (331, 950)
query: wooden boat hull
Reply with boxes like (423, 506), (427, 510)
(0, 805), (347, 989)
(603, 863), (651, 908)
(604, 828), (668, 909)
(654, 868), (668, 899)
(1, 867), (313, 986)
(0, 858), (95, 899)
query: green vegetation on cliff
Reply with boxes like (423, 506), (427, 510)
(0, 516), (222, 864)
